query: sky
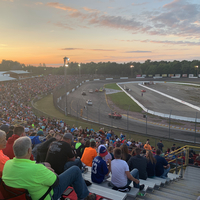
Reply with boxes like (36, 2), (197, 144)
(0, 0), (200, 67)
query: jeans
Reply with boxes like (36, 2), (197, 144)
(53, 166), (89, 200)
(126, 169), (139, 188)
(64, 158), (83, 171)
(160, 167), (170, 179)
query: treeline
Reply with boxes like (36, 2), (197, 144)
(0, 59), (199, 76)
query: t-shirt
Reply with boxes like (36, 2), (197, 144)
(81, 147), (97, 167)
(2, 158), (57, 200)
(111, 159), (129, 187)
(146, 160), (156, 177)
(154, 155), (168, 177)
(157, 142), (164, 151)
(45, 141), (74, 174)
(91, 156), (108, 183)
(0, 150), (9, 175)
(128, 155), (148, 180)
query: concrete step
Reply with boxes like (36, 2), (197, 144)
(150, 190), (192, 200)
(160, 186), (198, 200)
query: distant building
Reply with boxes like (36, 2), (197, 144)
(2, 70), (31, 79)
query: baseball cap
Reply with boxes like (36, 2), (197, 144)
(63, 133), (72, 140)
(98, 145), (108, 157)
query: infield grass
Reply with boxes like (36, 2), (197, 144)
(104, 83), (121, 90)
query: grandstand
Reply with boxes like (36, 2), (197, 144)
(1, 75), (200, 200)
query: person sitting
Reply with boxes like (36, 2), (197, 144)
(91, 145), (111, 184)
(3, 125), (34, 160)
(75, 137), (85, 158)
(2, 136), (95, 200)
(128, 147), (148, 180)
(110, 148), (144, 191)
(146, 150), (156, 178)
(144, 141), (152, 151)
(45, 133), (82, 175)
(0, 130), (9, 177)
(81, 141), (97, 167)
(155, 149), (170, 178)
(121, 143), (131, 162)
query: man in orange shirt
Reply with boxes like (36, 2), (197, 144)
(144, 141), (152, 151)
(0, 130), (9, 176)
(81, 141), (97, 167)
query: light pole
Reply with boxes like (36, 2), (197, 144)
(64, 57), (70, 116)
(195, 66), (199, 77)
(78, 63), (81, 77)
(130, 65), (134, 77)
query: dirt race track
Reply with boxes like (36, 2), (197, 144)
(124, 82), (200, 118)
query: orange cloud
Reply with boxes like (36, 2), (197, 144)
(46, 2), (77, 12)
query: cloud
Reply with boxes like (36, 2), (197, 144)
(83, 7), (100, 13)
(60, 48), (115, 51)
(48, 1), (200, 39)
(138, 39), (200, 46)
(46, 2), (77, 12)
(125, 51), (152, 53)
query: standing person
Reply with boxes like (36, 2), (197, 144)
(128, 147), (148, 180)
(0, 130), (9, 176)
(2, 136), (95, 200)
(45, 133), (82, 174)
(157, 140), (164, 152)
(146, 150), (156, 178)
(91, 145), (111, 184)
(155, 149), (170, 178)
(144, 141), (152, 151)
(110, 148), (144, 191)
(171, 144), (176, 152)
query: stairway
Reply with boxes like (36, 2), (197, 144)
(133, 166), (200, 200)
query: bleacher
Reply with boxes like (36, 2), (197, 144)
(83, 166), (200, 200)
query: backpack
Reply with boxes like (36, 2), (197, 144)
(0, 178), (31, 200)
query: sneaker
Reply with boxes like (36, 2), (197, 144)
(84, 193), (96, 200)
(137, 192), (145, 196)
(139, 184), (145, 191)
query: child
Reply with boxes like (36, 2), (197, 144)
(91, 145), (111, 183)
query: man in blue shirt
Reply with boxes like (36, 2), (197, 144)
(91, 145), (111, 183)
(154, 149), (170, 178)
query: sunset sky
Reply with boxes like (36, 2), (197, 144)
(0, 0), (200, 67)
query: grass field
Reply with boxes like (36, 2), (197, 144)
(33, 94), (193, 151)
(104, 83), (121, 90)
(105, 83), (143, 112)
(107, 92), (143, 112)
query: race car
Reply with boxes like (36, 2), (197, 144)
(95, 88), (98, 92)
(108, 112), (122, 119)
(99, 88), (104, 92)
(89, 89), (93, 93)
(86, 100), (93, 105)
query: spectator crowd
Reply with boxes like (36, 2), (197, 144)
(0, 75), (199, 200)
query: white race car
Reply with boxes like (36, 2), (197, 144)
(89, 89), (93, 93)
(86, 100), (93, 105)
